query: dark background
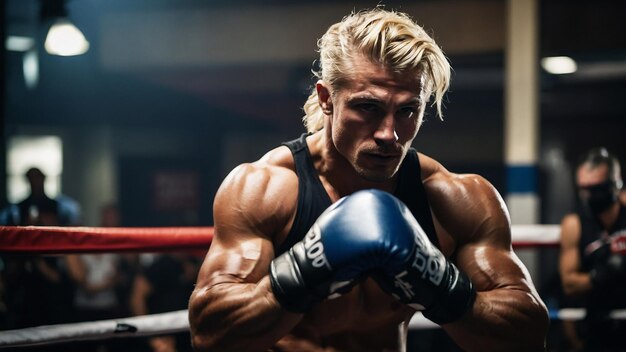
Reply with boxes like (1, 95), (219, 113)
(2, 1), (625, 350)
(3, 0), (626, 226)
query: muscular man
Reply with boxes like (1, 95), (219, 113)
(560, 147), (626, 351)
(189, 8), (548, 352)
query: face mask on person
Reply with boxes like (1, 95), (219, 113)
(579, 180), (619, 216)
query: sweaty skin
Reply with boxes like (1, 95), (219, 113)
(189, 57), (548, 352)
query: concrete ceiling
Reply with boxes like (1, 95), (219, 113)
(4, 0), (626, 128)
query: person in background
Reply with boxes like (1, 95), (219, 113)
(98, 204), (144, 319)
(66, 250), (122, 352)
(0, 167), (80, 329)
(559, 147), (626, 351)
(66, 204), (127, 325)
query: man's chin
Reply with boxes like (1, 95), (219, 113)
(355, 167), (398, 183)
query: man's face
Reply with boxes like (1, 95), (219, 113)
(576, 163), (610, 195)
(576, 162), (618, 214)
(319, 56), (427, 182)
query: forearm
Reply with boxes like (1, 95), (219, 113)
(189, 276), (302, 352)
(443, 289), (549, 352)
(562, 271), (592, 296)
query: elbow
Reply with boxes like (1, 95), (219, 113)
(562, 284), (576, 297)
(188, 289), (213, 351)
(529, 291), (550, 328)
(498, 291), (550, 351)
(190, 333), (207, 352)
(561, 279), (586, 298)
(190, 333), (215, 352)
(189, 325), (236, 352)
(189, 323), (222, 352)
(524, 294), (550, 350)
(536, 304), (550, 339)
(188, 287), (229, 352)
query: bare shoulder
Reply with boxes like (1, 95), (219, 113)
(559, 213), (581, 247)
(214, 145), (298, 242)
(418, 153), (511, 247)
(193, 146), (298, 290)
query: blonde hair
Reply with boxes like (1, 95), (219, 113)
(302, 8), (451, 133)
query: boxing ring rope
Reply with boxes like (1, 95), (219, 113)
(0, 224), (558, 254)
(0, 310), (189, 348)
(1, 224), (619, 348)
(0, 226), (213, 254)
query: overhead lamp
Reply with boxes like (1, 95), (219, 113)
(41, 0), (89, 56)
(44, 18), (90, 56)
(541, 56), (577, 75)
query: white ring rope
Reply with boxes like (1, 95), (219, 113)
(2, 308), (626, 348)
(511, 224), (560, 246)
(0, 310), (189, 348)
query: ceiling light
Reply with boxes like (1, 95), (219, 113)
(541, 56), (577, 75)
(44, 18), (90, 56)
(5, 36), (35, 52)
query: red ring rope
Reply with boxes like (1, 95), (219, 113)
(0, 224), (560, 254)
(0, 226), (213, 254)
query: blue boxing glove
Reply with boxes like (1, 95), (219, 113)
(269, 190), (400, 312)
(269, 189), (475, 321)
(369, 195), (476, 324)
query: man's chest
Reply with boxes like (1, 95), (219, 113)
(298, 278), (411, 334)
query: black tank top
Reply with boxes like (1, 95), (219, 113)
(276, 133), (440, 255)
(577, 203), (626, 317)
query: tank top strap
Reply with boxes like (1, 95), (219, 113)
(394, 149), (440, 249)
(277, 134), (332, 255)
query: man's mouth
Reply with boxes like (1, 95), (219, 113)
(364, 152), (401, 161)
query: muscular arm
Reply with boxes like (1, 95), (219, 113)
(427, 171), (549, 351)
(188, 162), (302, 352)
(559, 215), (592, 296)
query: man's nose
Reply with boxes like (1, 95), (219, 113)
(374, 114), (398, 145)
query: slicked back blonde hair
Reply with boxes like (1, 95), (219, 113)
(303, 8), (451, 133)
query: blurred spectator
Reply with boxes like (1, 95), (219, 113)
(99, 204), (143, 318)
(0, 167), (81, 329)
(131, 253), (199, 352)
(67, 253), (121, 321)
(559, 147), (626, 351)
(65, 203), (132, 351)
(0, 167), (82, 226)
(67, 204), (124, 320)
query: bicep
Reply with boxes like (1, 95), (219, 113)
(559, 216), (582, 277)
(456, 241), (533, 293)
(456, 211), (532, 293)
(431, 174), (528, 290)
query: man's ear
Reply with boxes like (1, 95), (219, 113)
(316, 81), (333, 115)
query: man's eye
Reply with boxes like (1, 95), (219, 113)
(398, 107), (417, 119)
(358, 103), (380, 113)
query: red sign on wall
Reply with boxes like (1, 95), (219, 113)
(152, 170), (199, 211)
